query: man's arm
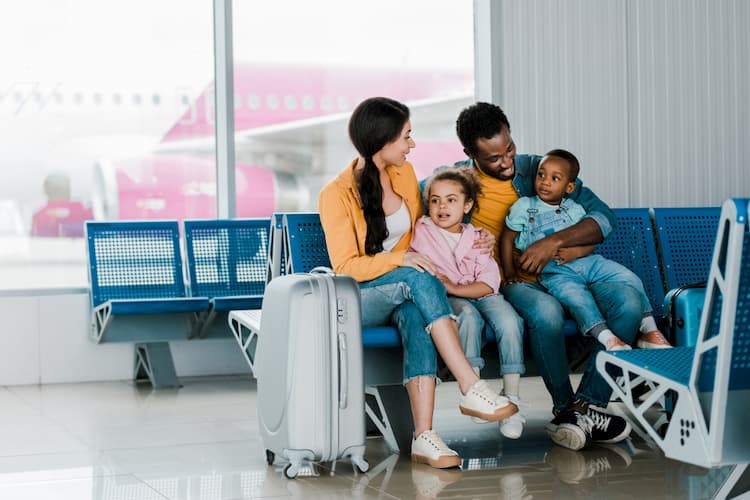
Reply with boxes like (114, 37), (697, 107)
(500, 228), (522, 283)
(518, 183), (616, 275)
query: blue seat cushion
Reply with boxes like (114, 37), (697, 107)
(211, 296), (263, 312)
(600, 346), (694, 386)
(108, 297), (210, 315)
(362, 326), (401, 348)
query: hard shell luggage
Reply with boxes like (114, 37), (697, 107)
(664, 284), (707, 347)
(255, 268), (369, 478)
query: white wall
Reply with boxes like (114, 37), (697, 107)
(481, 0), (750, 208)
(0, 290), (250, 386)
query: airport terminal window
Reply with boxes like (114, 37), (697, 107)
(0, 0), (214, 289)
(0, 1), (471, 290)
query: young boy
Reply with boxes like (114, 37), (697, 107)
(410, 167), (527, 439)
(500, 149), (671, 351)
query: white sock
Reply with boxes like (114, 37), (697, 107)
(640, 316), (658, 333)
(596, 329), (617, 347)
(503, 373), (520, 398)
(472, 366), (481, 378)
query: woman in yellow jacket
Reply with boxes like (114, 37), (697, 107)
(319, 97), (517, 469)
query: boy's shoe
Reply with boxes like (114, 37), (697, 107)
(499, 395), (526, 439)
(586, 406), (631, 443)
(459, 380), (518, 422)
(411, 430), (462, 469)
(637, 330), (672, 349)
(545, 409), (593, 451)
(605, 336), (632, 351)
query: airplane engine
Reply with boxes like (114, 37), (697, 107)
(91, 154), (308, 221)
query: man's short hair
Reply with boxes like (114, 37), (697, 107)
(456, 102), (511, 157)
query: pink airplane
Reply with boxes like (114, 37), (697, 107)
(92, 62), (473, 221)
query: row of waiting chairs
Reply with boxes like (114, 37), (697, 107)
(85, 219), (271, 387)
(84, 207), (720, 389)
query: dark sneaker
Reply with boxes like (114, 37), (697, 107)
(545, 443), (633, 484)
(586, 406), (631, 443)
(545, 409), (593, 451)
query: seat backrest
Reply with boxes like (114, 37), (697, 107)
(653, 207), (721, 290)
(85, 221), (187, 308)
(594, 208), (666, 317)
(282, 212), (332, 273)
(183, 218), (269, 299)
(690, 198), (750, 464)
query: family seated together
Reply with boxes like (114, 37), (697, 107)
(318, 98), (672, 469)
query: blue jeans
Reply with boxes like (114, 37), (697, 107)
(538, 255), (652, 336)
(450, 295), (525, 375)
(359, 267), (454, 384)
(503, 280), (641, 413)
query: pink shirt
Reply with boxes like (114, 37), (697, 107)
(409, 216), (501, 294)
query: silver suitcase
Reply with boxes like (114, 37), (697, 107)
(256, 268), (369, 478)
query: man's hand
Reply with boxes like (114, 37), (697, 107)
(518, 235), (561, 275)
(555, 245), (595, 265)
(472, 228), (496, 255)
(436, 273), (457, 294)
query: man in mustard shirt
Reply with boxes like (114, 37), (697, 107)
(452, 102), (639, 451)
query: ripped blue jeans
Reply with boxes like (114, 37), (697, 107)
(359, 267), (454, 384)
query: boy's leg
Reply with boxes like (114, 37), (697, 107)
(538, 264), (609, 338)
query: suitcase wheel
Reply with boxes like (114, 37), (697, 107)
(265, 449), (275, 466)
(284, 463), (299, 479)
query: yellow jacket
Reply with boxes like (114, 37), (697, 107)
(318, 158), (423, 282)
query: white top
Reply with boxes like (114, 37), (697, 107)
(382, 200), (410, 252)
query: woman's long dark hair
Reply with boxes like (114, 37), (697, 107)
(348, 97), (410, 255)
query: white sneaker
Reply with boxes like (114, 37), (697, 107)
(411, 430), (462, 469)
(459, 380), (518, 422)
(499, 395), (526, 439)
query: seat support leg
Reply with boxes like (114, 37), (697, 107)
(134, 342), (180, 388)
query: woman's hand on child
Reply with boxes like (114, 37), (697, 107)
(403, 252), (438, 275)
(436, 273), (457, 294)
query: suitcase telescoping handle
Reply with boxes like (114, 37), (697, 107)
(338, 332), (348, 409)
(312, 266), (350, 410)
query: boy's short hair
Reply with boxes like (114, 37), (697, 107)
(544, 148), (580, 181)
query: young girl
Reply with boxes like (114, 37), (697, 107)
(409, 167), (527, 439)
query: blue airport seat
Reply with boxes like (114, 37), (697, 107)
(184, 218), (270, 339)
(594, 208), (665, 318)
(85, 220), (210, 388)
(653, 206), (721, 290)
(597, 198), (750, 468)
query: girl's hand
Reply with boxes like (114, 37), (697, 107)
(402, 251), (437, 275)
(436, 273), (457, 294)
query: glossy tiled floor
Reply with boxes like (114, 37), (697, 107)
(0, 374), (745, 499)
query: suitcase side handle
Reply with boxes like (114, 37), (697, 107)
(311, 266), (335, 275)
(338, 332), (348, 409)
